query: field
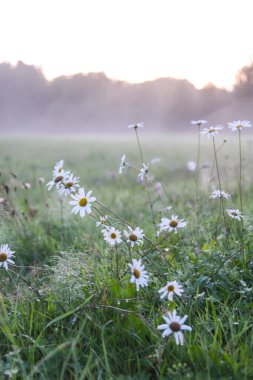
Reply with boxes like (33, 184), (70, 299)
(0, 130), (253, 379)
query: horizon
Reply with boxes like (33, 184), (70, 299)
(0, 59), (244, 91)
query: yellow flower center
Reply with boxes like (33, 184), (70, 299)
(167, 285), (175, 292)
(133, 268), (141, 279)
(170, 322), (181, 332)
(111, 232), (117, 239)
(54, 175), (63, 183)
(236, 125), (242, 129)
(79, 197), (88, 207)
(129, 233), (138, 242)
(0, 253), (8, 262)
(209, 128), (215, 133)
(169, 220), (178, 228)
(65, 181), (73, 188)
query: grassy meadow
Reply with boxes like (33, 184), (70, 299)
(0, 131), (253, 379)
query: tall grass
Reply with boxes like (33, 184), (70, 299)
(0, 132), (252, 379)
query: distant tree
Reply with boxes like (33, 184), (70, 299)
(234, 61), (253, 97)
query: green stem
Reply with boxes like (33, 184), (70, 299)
(134, 127), (144, 164)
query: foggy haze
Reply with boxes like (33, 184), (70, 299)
(0, 61), (252, 134)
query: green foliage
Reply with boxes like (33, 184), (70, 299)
(0, 134), (252, 379)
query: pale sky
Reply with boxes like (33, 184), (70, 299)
(0, 0), (253, 89)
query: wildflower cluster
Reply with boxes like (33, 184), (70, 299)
(46, 123), (193, 345)
(47, 160), (96, 217)
(44, 117), (251, 348)
(196, 119), (252, 221)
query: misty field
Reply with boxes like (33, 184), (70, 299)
(0, 130), (253, 380)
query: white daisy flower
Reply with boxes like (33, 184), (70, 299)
(0, 244), (15, 271)
(119, 154), (126, 175)
(127, 122), (144, 129)
(158, 280), (184, 301)
(128, 258), (149, 291)
(158, 215), (187, 233)
(96, 215), (108, 227)
(210, 190), (231, 200)
(200, 125), (223, 138)
(228, 120), (252, 131)
(187, 161), (197, 171)
(102, 226), (122, 246)
(69, 188), (96, 217)
(226, 209), (243, 221)
(52, 160), (65, 177)
(124, 226), (145, 248)
(58, 173), (80, 196)
(157, 310), (192, 345)
(46, 171), (69, 191)
(191, 120), (208, 126)
(138, 163), (149, 181)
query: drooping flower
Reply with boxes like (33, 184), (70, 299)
(96, 215), (108, 227)
(124, 226), (144, 248)
(157, 310), (192, 345)
(128, 258), (149, 291)
(127, 122), (144, 129)
(138, 163), (149, 181)
(102, 226), (122, 246)
(226, 209), (243, 221)
(47, 171), (69, 191)
(210, 190), (231, 200)
(200, 125), (223, 138)
(158, 215), (187, 233)
(58, 173), (80, 196)
(0, 244), (15, 271)
(52, 160), (65, 177)
(228, 120), (252, 131)
(119, 154), (126, 175)
(158, 280), (184, 301)
(69, 188), (96, 217)
(191, 120), (208, 126)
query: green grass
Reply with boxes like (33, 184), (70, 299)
(0, 132), (253, 379)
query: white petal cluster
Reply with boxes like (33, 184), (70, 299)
(127, 122), (144, 129)
(158, 214), (187, 233)
(157, 310), (192, 345)
(119, 154), (126, 175)
(96, 215), (108, 227)
(47, 171), (69, 191)
(124, 226), (144, 248)
(138, 163), (149, 182)
(228, 120), (252, 131)
(52, 160), (65, 177)
(0, 244), (15, 271)
(158, 280), (184, 301)
(191, 120), (208, 126)
(226, 209), (243, 221)
(102, 227), (122, 246)
(58, 173), (80, 196)
(210, 190), (231, 200)
(69, 188), (96, 217)
(128, 258), (149, 291)
(200, 125), (223, 138)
